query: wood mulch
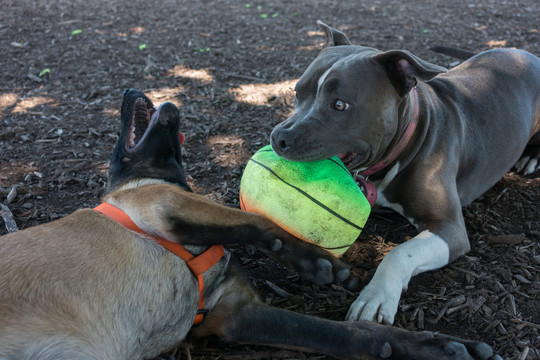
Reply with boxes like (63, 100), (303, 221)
(1, 0), (538, 359)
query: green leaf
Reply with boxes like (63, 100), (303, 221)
(139, 43), (147, 51)
(39, 68), (51, 77)
(71, 29), (83, 35)
(260, 14), (268, 18)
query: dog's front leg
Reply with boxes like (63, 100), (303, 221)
(105, 184), (358, 289)
(346, 182), (469, 324)
(346, 230), (451, 324)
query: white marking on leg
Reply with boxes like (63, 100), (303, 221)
(346, 230), (449, 324)
(372, 163), (419, 225)
(376, 162), (400, 194)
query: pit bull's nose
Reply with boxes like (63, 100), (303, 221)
(270, 127), (297, 155)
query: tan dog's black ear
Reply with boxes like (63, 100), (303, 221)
(373, 50), (447, 96)
(317, 20), (352, 47)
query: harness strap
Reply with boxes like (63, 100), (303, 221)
(93, 202), (225, 326)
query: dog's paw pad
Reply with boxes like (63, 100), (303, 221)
(271, 238), (283, 251)
(379, 342), (392, 358)
(342, 275), (360, 291)
(314, 258), (334, 284)
(336, 268), (350, 282)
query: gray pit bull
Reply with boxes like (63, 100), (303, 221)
(271, 21), (540, 325)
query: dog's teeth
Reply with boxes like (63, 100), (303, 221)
(130, 127), (137, 148)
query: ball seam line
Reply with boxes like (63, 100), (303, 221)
(248, 158), (364, 231)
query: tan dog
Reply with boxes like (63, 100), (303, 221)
(0, 89), (500, 360)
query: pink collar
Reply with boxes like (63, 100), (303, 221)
(356, 88), (419, 206)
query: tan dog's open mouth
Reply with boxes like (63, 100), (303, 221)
(127, 97), (158, 152)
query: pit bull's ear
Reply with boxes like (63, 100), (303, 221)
(317, 20), (352, 47)
(373, 50), (447, 96)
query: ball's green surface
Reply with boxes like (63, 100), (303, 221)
(239, 145), (370, 256)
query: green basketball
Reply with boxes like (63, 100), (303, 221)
(239, 145), (370, 256)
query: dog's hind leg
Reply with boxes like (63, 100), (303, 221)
(194, 272), (499, 360)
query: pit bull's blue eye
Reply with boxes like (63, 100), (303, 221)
(333, 99), (350, 111)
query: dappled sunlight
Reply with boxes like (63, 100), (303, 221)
(102, 106), (120, 118)
(300, 30), (324, 51)
(206, 135), (249, 168)
(503, 171), (540, 186)
(485, 39), (507, 47)
(306, 30), (324, 37)
(144, 86), (184, 108)
(167, 65), (214, 84)
(6, 95), (60, 116)
(0, 93), (18, 117)
(297, 45), (322, 51)
(228, 79), (297, 106)
(130, 26), (146, 35)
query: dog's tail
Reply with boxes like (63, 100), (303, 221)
(430, 46), (477, 60)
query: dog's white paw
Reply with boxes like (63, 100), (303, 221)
(346, 276), (401, 325)
(515, 146), (540, 175)
(346, 231), (450, 325)
(515, 156), (539, 175)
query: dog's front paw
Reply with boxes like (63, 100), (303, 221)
(346, 277), (401, 325)
(514, 145), (540, 175)
(266, 235), (359, 291)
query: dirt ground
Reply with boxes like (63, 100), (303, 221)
(1, 0), (539, 359)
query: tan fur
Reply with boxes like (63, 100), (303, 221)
(0, 183), (340, 359)
(0, 184), (231, 360)
(104, 182), (282, 242)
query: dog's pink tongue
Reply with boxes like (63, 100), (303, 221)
(179, 132), (185, 145)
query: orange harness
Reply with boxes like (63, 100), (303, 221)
(94, 202), (225, 326)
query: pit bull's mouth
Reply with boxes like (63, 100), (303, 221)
(127, 97), (158, 152)
(338, 152), (368, 171)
